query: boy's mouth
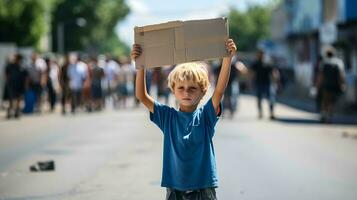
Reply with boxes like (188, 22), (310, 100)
(182, 98), (191, 101)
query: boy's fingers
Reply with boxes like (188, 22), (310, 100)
(226, 39), (233, 44)
(133, 53), (140, 57)
(132, 48), (142, 53)
(132, 46), (142, 50)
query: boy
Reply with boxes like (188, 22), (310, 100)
(131, 39), (237, 200)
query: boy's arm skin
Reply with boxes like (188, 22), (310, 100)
(131, 44), (155, 113)
(212, 39), (237, 113)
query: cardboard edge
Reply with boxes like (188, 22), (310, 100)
(134, 21), (183, 33)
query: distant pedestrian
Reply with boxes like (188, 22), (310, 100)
(45, 57), (58, 112)
(67, 53), (87, 114)
(59, 55), (71, 114)
(27, 52), (47, 113)
(115, 58), (135, 108)
(312, 55), (323, 112)
(160, 65), (175, 105)
(4, 54), (26, 119)
(131, 39), (237, 200)
(317, 46), (346, 123)
(89, 57), (104, 111)
(104, 55), (120, 107)
(251, 50), (279, 120)
(2, 54), (14, 106)
(219, 55), (247, 119)
(81, 57), (92, 112)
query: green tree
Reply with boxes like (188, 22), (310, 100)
(52, 0), (130, 56)
(228, 4), (273, 51)
(0, 0), (58, 50)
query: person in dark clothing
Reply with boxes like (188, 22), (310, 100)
(312, 55), (323, 112)
(251, 50), (279, 120)
(59, 55), (71, 114)
(45, 58), (57, 112)
(2, 55), (14, 104)
(317, 46), (345, 123)
(4, 54), (26, 119)
(215, 56), (247, 118)
(89, 58), (104, 111)
(27, 52), (46, 113)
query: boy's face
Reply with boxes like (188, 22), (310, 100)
(173, 80), (205, 107)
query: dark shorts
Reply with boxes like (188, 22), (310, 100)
(91, 84), (103, 99)
(116, 84), (128, 96)
(322, 90), (338, 104)
(166, 187), (217, 200)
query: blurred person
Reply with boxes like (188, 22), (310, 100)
(216, 55), (248, 119)
(131, 39), (236, 200)
(4, 54), (26, 119)
(44, 57), (58, 112)
(26, 52), (47, 113)
(115, 57), (135, 108)
(2, 54), (15, 107)
(312, 55), (323, 112)
(151, 67), (167, 102)
(133, 68), (141, 107)
(146, 68), (154, 94)
(251, 50), (279, 120)
(67, 53), (87, 114)
(59, 55), (71, 114)
(80, 57), (92, 112)
(117, 58), (135, 108)
(89, 57), (104, 111)
(160, 65), (175, 105)
(104, 54), (120, 107)
(317, 46), (346, 123)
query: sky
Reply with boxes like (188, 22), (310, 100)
(116, 0), (272, 45)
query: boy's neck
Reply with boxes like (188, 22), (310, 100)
(179, 104), (198, 113)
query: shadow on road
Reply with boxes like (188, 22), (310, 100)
(275, 117), (357, 125)
(275, 117), (320, 124)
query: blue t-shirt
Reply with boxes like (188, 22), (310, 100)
(150, 98), (221, 191)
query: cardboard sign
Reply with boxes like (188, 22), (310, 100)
(134, 17), (229, 69)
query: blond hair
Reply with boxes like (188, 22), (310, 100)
(167, 62), (210, 93)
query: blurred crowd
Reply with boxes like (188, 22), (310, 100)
(2, 52), (137, 119)
(2, 51), (251, 120)
(2, 47), (344, 123)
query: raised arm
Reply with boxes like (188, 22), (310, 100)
(131, 44), (154, 113)
(212, 39), (237, 113)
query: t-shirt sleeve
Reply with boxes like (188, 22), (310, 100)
(149, 101), (171, 134)
(203, 98), (222, 137)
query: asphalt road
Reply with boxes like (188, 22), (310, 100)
(0, 95), (356, 200)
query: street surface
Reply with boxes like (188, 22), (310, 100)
(0, 95), (357, 200)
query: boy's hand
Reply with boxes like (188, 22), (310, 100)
(131, 44), (142, 60)
(226, 39), (237, 58)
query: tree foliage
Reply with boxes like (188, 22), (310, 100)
(0, 0), (57, 49)
(52, 0), (130, 56)
(228, 4), (273, 51)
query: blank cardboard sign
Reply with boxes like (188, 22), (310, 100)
(134, 17), (229, 69)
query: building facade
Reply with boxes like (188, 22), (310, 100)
(271, 0), (357, 105)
